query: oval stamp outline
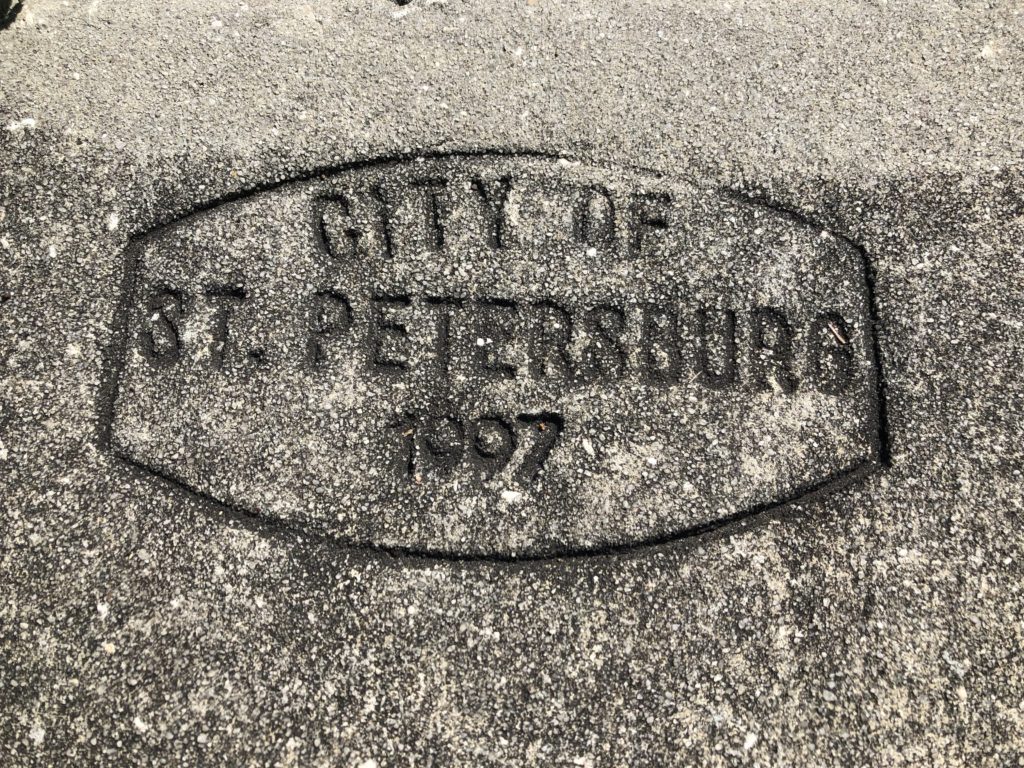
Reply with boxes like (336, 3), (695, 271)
(96, 149), (890, 564)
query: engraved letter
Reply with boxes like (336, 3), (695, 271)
(412, 178), (448, 252)
(318, 194), (362, 261)
(579, 305), (626, 381)
(696, 308), (738, 390)
(319, 188), (395, 260)
(307, 290), (353, 366)
(370, 295), (412, 373)
(471, 176), (513, 249)
(142, 288), (186, 364)
(529, 301), (574, 381)
(472, 299), (519, 379)
(367, 185), (396, 259)
(424, 296), (464, 376)
(574, 186), (616, 250)
(640, 303), (682, 384)
(205, 285), (246, 370)
(750, 307), (797, 394)
(807, 312), (855, 394)
(630, 192), (670, 258)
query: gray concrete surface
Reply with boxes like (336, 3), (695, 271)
(1, 1), (1022, 765)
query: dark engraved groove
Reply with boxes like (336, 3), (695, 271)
(96, 150), (889, 564)
(0, 1), (22, 32)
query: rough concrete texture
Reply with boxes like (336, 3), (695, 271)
(1, 1), (1023, 765)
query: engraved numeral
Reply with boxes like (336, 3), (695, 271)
(389, 412), (563, 487)
(514, 413), (564, 484)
